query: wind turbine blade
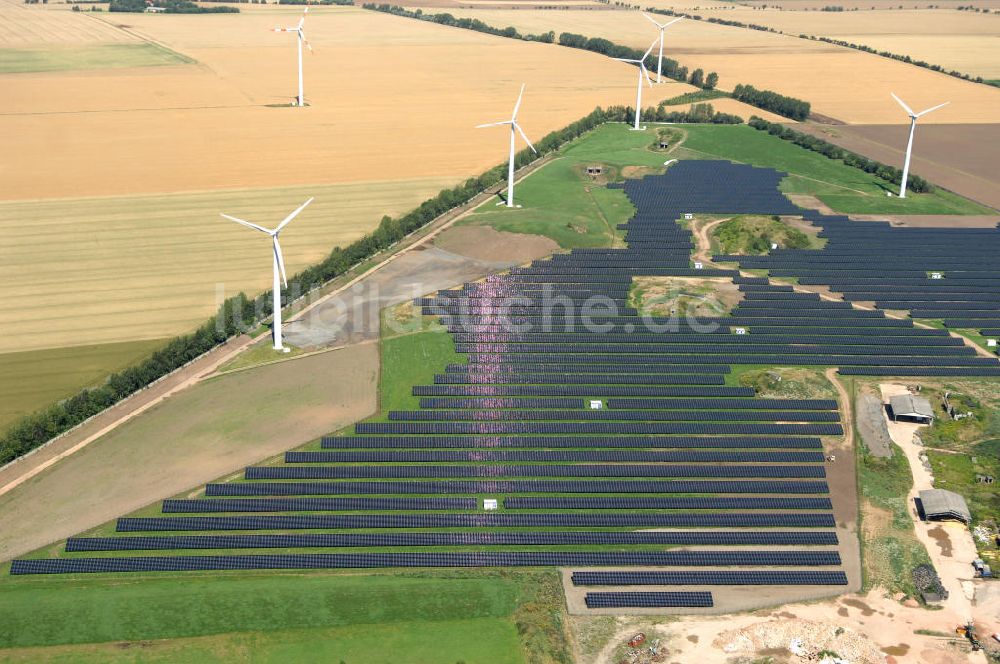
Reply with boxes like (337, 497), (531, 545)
(665, 17), (683, 27)
(304, 37), (313, 53)
(273, 237), (288, 288)
(614, 57), (638, 63)
(641, 64), (653, 88)
(276, 197), (313, 233)
(642, 12), (664, 27)
(511, 83), (526, 121)
(915, 101), (949, 118)
(221, 213), (271, 234)
(890, 92), (915, 117)
(475, 121), (511, 128)
(642, 39), (657, 60)
(514, 122), (537, 154)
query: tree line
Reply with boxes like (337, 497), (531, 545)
(109, 0), (239, 12)
(732, 84), (810, 121)
(748, 116), (932, 193)
(362, 4), (555, 42)
(0, 106), (626, 466)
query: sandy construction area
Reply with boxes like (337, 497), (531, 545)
(0, 344), (378, 562)
(695, 8), (1000, 79)
(791, 122), (1000, 211)
(425, 7), (1000, 124)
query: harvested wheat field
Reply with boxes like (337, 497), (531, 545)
(426, 7), (1000, 123)
(2, 5), (683, 355)
(695, 7), (1000, 79)
(738, 0), (1000, 8)
(0, 0), (137, 46)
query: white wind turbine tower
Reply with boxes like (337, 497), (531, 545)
(476, 84), (537, 209)
(221, 198), (313, 351)
(890, 92), (948, 198)
(616, 40), (656, 130)
(273, 7), (312, 107)
(642, 14), (683, 84)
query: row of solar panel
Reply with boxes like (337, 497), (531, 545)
(383, 410), (840, 423)
(584, 592), (714, 608)
(286, 450), (828, 464)
(65, 530), (840, 552)
(432, 374), (727, 385)
(413, 386), (756, 397)
(416, 398), (835, 411)
(461, 355), (993, 367)
(448, 334), (962, 346)
(571, 571), (848, 586)
(353, 423), (842, 436)
(117, 513), (837, 531)
(206, 479), (831, 496)
(9, 549), (843, 575)
(451, 344), (972, 356)
(246, 464), (829, 479)
(161, 497), (476, 512)
(320, 435), (825, 449)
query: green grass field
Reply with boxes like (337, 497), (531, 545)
(0, 44), (193, 74)
(0, 338), (167, 432)
(459, 124), (670, 248)
(0, 571), (557, 664)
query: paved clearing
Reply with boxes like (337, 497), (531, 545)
(0, 345), (378, 562)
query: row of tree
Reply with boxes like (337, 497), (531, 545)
(645, 5), (995, 90)
(109, 0), (239, 12)
(732, 84), (810, 121)
(557, 32), (719, 90)
(748, 116), (932, 193)
(362, 5), (555, 42)
(799, 34), (994, 87)
(0, 107), (624, 466)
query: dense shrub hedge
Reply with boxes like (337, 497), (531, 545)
(748, 116), (931, 193)
(733, 84), (810, 122)
(110, 0), (239, 12)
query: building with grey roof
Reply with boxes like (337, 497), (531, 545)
(918, 489), (971, 524)
(889, 394), (935, 423)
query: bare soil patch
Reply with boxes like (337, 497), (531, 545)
(433, 225), (559, 264)
(630, 275), (743, 318)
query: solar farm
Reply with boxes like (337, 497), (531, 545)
(5, 1), (1000, 661)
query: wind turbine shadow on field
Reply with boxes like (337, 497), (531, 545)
(221, 198), (314, 352)
(476, 84), (537, 209)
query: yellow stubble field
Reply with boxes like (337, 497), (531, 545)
(695, 7), (1000, 79)
(422, 7), (1000, 123)
(2, 6), (683, 353)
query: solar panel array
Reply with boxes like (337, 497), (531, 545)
(713, 211), (1000, 347)
(584, 592), (714, 608)
(36, 159), (983, 601)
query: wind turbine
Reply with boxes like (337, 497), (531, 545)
(890, 92), (948, 198)
(476, 84), (537, 209)
(221, 198), (313, 351)
(273, 7), (312, 107)
(616, 40), (656, 131)
(642, 14), (683, 84)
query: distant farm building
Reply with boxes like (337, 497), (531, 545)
(889, 394), (935, 424)
(918, 489), (972, 524)
(586, 165), (603, 176)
